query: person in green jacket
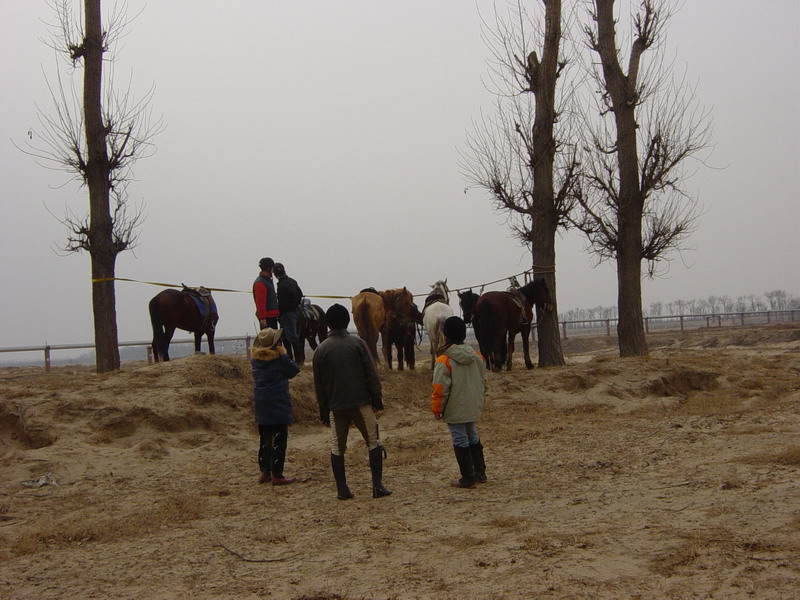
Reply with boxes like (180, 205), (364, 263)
(430, 316), (488, 488)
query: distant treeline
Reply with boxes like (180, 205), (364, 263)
(560, 290), (799, 322)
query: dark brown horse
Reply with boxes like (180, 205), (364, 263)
(461, 279), (553, 371)
(379, 287), (417, 371)
(149, 287), (219, 362)
(457, 289), (480, 325)
(297, 302), (328, 355)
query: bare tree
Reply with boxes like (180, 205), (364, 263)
(461, 0), (580, 367)
(574, 0), (711, 356)
(20, 0), (160, 372)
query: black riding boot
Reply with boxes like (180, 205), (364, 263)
(470, 442), (487, 483)
(330, 453), (354, 500)
(452, 445), (476, 489)
(270, 426), (296, 485)
(257, 425), (273, 484)
(369, 446), (392, 498)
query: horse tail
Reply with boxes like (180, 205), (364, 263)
(355, 299), (380, 363)
(475, 299), (495, 368)
(149, 295), (165, 360)
(316, 306), (328, 341)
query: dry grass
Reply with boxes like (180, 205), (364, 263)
(8, 493), (210, 557)
(741, 445), (800, 466)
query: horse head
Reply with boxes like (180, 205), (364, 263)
(457, 289), (480, 324)
(519, 278), (554, 315)
(429, 279), (450, 304)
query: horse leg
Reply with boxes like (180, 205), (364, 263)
(505, 331), (514, 370)
(397, 342), (404, 371)
(207, 328), (216, 355)
(521, 323), (533, 369)
(405, 338), (415, 370)
(163, 326), (176, 361)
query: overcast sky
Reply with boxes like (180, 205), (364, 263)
(1, 1), (798, 356)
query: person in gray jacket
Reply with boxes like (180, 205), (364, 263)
(312, 303), (391, 500)
(430, 316), (488, 488)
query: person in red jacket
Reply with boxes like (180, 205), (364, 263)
(253, 257), (279, 329)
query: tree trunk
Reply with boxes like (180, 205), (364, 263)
(530, 0), (565, 367)
(612, 101), (648, 357)
(594, 0), (649, 357)
(84, 0), (120, 372)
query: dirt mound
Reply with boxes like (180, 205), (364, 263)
(1, 324), (799, 599)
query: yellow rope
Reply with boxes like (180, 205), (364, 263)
(94, 268), (555, 300)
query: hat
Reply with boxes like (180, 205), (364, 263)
(273, 262), (286, 277)
(326, 303), (350, 330)
(254, 327), (283, 349)
(259, 257), (274, 271)
(443, 316), (466, 344)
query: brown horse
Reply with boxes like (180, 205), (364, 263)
(351, 289), (385, 364)
(379, 287), (418, 370)
(297, 302), (328, 353)
(467, 279), (553, 371)
(149, 287), (219, 362)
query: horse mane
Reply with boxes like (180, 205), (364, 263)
(380, 287), (414, 314)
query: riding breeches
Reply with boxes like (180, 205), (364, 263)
(330, 405), (379, 456)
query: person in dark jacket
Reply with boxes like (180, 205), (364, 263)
(251, 327), (300, 486)
(274, 262), (305, 364)
(312, 303), (391, 500)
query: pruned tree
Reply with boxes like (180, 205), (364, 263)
(20, 0), (160, 372)
(574, 0), (711, 356)
(460, 0), (580, 367)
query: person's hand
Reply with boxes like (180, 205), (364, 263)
(259, 319), (267, 329)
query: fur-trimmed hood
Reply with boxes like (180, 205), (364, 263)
(252, 346), (286, 362)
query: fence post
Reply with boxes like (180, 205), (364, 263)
(717, 315), (722, 327)
(767, 311), (771, 324)
(680, 315), (684, 332)
(645, 317), (649, 333)
(740, 312), (745, 326)
(44, 345), (51, 373)
(605, 319), (611, 336)
(245, 335), (252, 361)
(705, 316), (710, 328)
(561, 321), (568, 340)
(147, 346), (153, 366)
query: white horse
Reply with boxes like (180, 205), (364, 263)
(422, 279), (455, 369)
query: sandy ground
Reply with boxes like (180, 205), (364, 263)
(1, 323), (799, 600)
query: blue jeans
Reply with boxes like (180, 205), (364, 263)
(447, 422), (480, 448)
(280, 311), (300, 345)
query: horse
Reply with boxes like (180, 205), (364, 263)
(457, 289), (480, 324)
(422, 279), (455, 369)
(351, 289), (385, 364)
(469, 279), (553, 372)
(379, 287), (417, 370)
(296, 302), (328, 365)
(149, 287), (219, 362)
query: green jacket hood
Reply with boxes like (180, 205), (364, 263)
(444, 343), (482, 366)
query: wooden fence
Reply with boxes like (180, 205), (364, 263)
(1, 310), (797, 371)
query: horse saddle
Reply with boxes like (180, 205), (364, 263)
(422, 293), (446, 316)
(505, 288), (528, 324)
(300, 298), (316, 321)
(359, 287), (380, 296)
(182, 285), (217, 317)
